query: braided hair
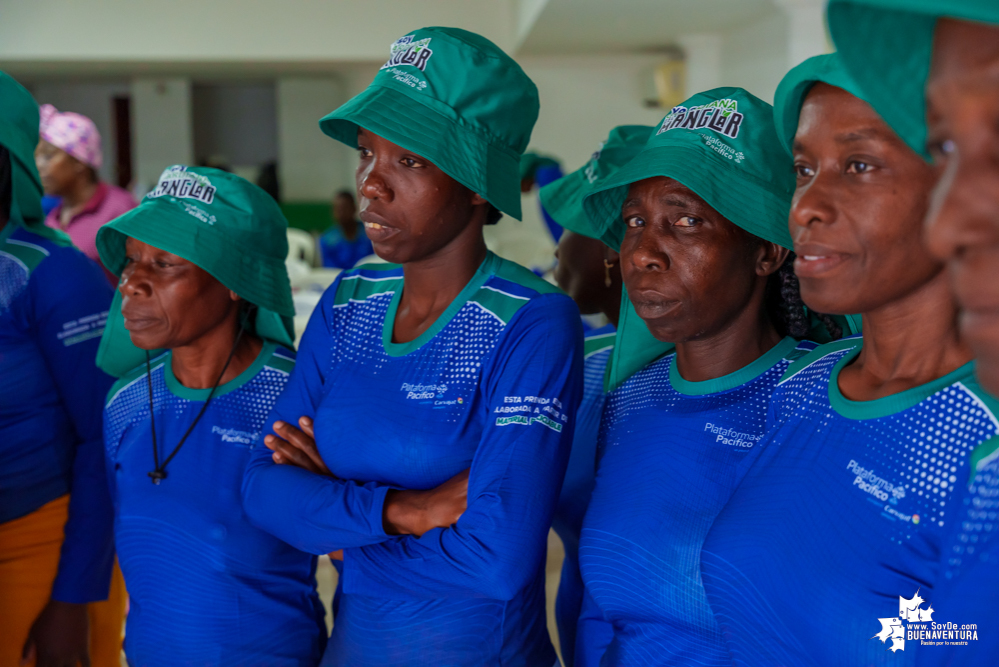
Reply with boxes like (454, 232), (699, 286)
(765, 251), (843, 341)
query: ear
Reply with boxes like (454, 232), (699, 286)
(229, 290), (241, 303)
(604, 245), (620, 265)
(756, 242), (789, 277)
(470, 192), (488, 206)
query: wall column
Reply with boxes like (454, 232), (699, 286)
(677, 33), (722, 97)
(774, 0), (830, 69)
(276, 77), (349, 202)
(131, 77), (193, 192)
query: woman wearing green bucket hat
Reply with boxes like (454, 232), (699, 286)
(698, 54), (998, 667)
(240, 27), (583, 666)
(572, 87), (827, 666)
(829, 4), (999, 664)
(539, 123), (651, 666)
(97, 165), (326, 665)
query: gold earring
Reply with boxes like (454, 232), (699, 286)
(604, 259), (614, 288)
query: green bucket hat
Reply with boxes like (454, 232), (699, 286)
(95, 165), (295, 377)
(0, 71), (68, 244)
(582, 88), (796, 391)
(773, 53), (874, 156)
(828, 0), (999, 159)
(583, 87), (795, 252)
(319, 27), (539, 220)
(538, 125), (653, 245)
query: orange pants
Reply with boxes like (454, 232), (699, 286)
(0, 495), (127, 667)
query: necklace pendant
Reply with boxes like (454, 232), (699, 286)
(148, 470), (167, 484)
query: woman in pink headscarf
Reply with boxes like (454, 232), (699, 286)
(35, 104), (137, 280)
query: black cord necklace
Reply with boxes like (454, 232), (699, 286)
(146, 325), (247, 485)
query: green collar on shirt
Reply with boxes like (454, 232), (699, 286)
(828, 342), (976, 420)
(164, 341), (278, 401)
(382, 251), (501, 357)
(668, 335), (800, 397)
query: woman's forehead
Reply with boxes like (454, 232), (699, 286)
(124, 236), (189, 262)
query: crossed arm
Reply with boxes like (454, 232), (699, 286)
(264, 415), (470, 559)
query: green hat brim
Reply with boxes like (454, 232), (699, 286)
(827, 1), (938, 159)
(773, 53), (874, 156)
(0, 71), (66, 242)
(538, 168), (600, 242)
(95, 204), (295, 377)
(828, 1), (999, 160)
(539, 124), (654, 248)
(583, 144), (795, 251)
(320, 83), (523, 220)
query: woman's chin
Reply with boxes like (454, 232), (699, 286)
(126, 331), (169, 352)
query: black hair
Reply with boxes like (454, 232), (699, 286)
(334, 189), (356, 203)
(0, 146), (10, 227)
(486, 204), (502, 225)
(766, 251), (843, 341)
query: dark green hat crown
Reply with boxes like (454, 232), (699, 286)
(584, 87), (795, 250)
(0, 71), (60, 240)
(538, 124), (653, 243)
(320, 26), (539, 220)
(773, 53), (873, 156)
(0, 72), (40, 190)
(828, 0), (999, 159)
(95, 165), (295, 377)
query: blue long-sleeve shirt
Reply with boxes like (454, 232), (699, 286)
(104, 343), (325, 665)
(701, 337), (999, 667)
(577, 336), (811, 667)
(242, 252), (583, 666)
(0, 222), (115, 603)
(917, 436), (999, 667)
(552, 324), (614, 666)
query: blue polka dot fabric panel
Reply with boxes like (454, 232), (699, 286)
(103, 344), (326, 665)
(552, 325), (615, 667)
(243, 254), (583, 666)
(918, 437), (999, 666)
(577, 338), (810, 667)
(701, 339), (997, 667)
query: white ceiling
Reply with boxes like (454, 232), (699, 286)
(517, 0), (780, 54)
(0, 0), (786, 77)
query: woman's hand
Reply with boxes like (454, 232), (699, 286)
(265, 416), (332, 476)
(383, 468), (469, 537)
(21, 600), (89, 667)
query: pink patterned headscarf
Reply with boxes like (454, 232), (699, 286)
(39, 103), (103, 169)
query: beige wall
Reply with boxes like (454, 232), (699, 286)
(521, 54), (668, 170)
(131, 78), (194, 191)
(0, 0), (516, 63)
